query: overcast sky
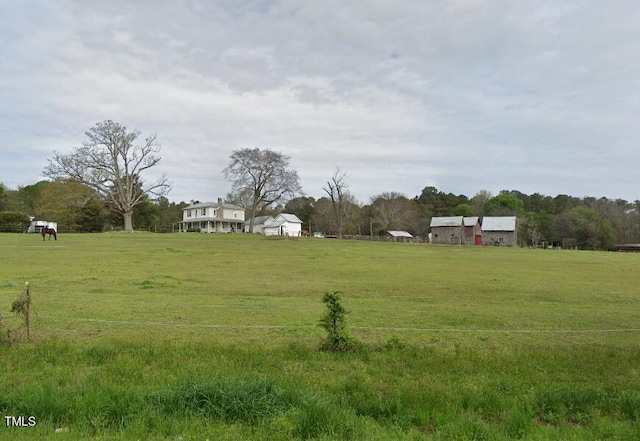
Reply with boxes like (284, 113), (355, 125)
(2, 0), (639, 204)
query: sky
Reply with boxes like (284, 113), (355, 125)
(1, 0), (639, 205)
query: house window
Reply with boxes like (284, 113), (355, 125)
(213, 210), (217, 216)
(202, 209), (206, 216)
(187, 210), (192, 218)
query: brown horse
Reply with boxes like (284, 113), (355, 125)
(41, 227), (57, 241)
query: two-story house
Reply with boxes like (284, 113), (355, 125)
(179, 198), (245, 233)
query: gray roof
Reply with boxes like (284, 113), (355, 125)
(463, 216), (479, 227)
(245, 216), (273, 226)
(386, 230), (413, 238)
(430, 216), (463, 227)
(264, 213), (303, 228)
(273, 213), (303, 224)
(186, 201), (244, 210)
(481, 216), (517, 232)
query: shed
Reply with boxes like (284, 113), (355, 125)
(27, 219), (57, 233)
(244, 216), (274, 234)
(263, 213), (303, 237)
(481, 217), (517, 246)
(430, 216), (463, 244)
(384, 231), (414, 242)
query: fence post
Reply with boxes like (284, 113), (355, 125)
(25, 282), (31, 339)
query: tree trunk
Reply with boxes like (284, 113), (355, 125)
(124, 211), (134, 232)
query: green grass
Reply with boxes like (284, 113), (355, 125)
(1, 233), (640, 439)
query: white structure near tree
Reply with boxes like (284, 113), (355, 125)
(243, 216), (274, 234)
(27, 217), (57, 233)
(179, 198), (245, 233)
(262, 213), (303, 237)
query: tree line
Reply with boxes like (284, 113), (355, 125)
(1, 120), (638, 250)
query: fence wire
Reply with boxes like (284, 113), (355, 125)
(36, 315), (640, 334)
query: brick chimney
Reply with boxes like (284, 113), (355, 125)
(217, 198), (223, 219)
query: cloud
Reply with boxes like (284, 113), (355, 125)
(1, 0), (639, 203)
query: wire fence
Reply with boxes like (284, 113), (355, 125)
(34, 315), (640, 334)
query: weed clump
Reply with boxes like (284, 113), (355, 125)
(319, 291), (359, 352)
(8, 282), (33, 341)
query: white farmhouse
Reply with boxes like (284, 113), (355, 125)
(262, 213), (303, 237)
(179, 198), (245, 233)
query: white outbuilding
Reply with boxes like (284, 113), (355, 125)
(263, 213), (303, 237)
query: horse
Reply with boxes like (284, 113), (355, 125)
(41, 227), (57, 241)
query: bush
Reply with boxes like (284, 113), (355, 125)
(319, 291), (360, 352)
(0, 212), (30, 232)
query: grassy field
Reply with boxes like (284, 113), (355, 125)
(1, 233), (640, 439)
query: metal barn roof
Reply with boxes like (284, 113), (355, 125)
(386, 230), (413, 238)
(245, 216), (274, 226)
(430, 216), (463, 227)
(277, 213), (303, 223)
(481, 216), (517, 231)
(463, 216), (479, 227)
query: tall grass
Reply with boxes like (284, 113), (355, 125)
(2, 339), (640, 439)
(1, 233), (640, 438)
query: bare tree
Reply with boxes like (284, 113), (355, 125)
(323, 168), (350, 238)
(370, 192), (422, 235)
(223, 148), (301, 233)
(43, 120), (170, 231)
(225, 188), (255, 211)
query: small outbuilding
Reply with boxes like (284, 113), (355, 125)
(263, 213), (303, 237)
(27, 218), (57, 233)
(481, 216), (517, 246)
(244, 216), (274, 234)
(384, 230), (414, 242)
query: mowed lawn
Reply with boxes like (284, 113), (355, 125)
(2, 233), (640, 440)
(1, 232), (638, 346)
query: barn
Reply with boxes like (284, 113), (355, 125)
(481, 217), (517, 246)
(463, 216), (482, 245)
(430, 216), (463, 244)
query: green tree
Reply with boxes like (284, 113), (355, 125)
(484, 193), (525, 216)
(415, 186), (469, 218)
(469, 189), (492, 216)
(0, 212), (30, 232)
(454, 203), (474, 217)
(153, 197), (187, 233)
(38, 180), (106, 232)
(0, 183), (6, 211)
(17, 181), (50, 216)
(284, 196), (315, 231)
(570, 206), (617, 250)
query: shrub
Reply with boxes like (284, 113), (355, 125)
(10, 282), (33, 340)
(319, 291), (359, 352)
